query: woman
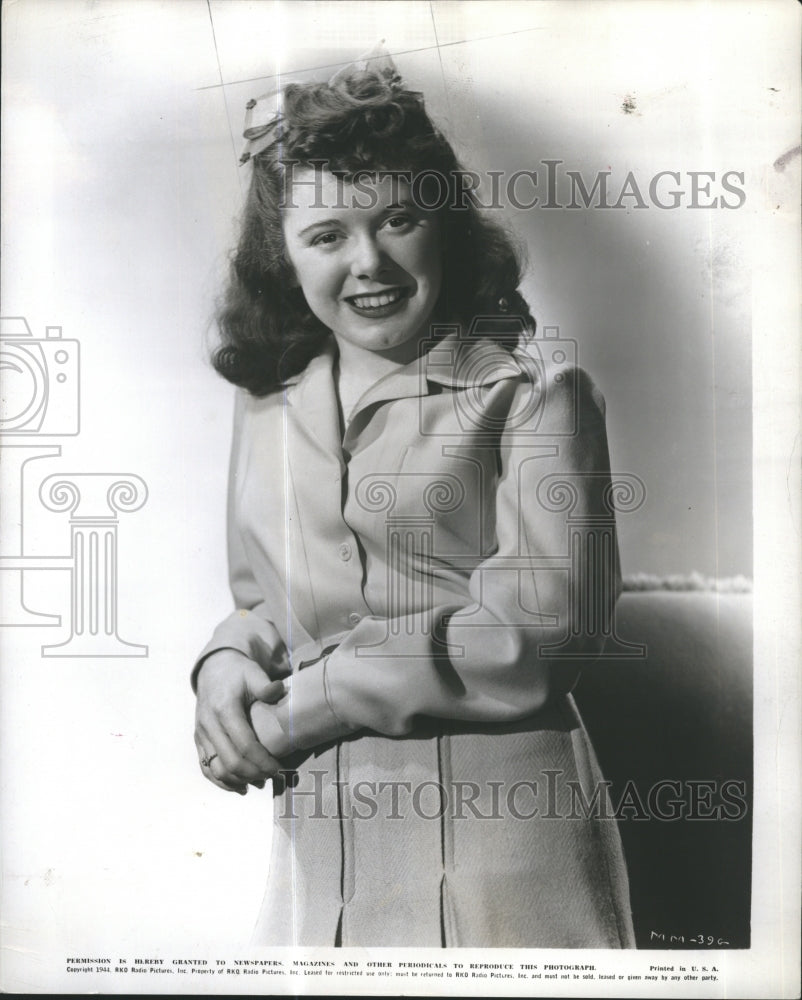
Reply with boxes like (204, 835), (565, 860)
(193, 47), (634, 948)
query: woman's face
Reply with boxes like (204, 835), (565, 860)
(282, 169), (443, 362)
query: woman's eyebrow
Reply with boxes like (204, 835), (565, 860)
(295, 219), (342, 238)
(295, 200), (418, 238)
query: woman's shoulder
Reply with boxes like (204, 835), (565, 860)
(235, 384), (285, 412)
(511, 339), (606, 416)
(439, 332), (606, 416)
(232, 385), (289, 441)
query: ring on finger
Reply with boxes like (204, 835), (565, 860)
(200, 753), (219, 768)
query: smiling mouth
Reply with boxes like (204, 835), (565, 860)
(344, 287), (409, 312)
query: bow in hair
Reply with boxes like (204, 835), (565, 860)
(239, 40), (400, 164)
(240, 88), (284, 164)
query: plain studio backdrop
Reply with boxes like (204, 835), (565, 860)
(0, 0), (798, 978)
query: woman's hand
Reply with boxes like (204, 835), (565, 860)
(250, 701), (292, 760)
(194, 648), (287, 794)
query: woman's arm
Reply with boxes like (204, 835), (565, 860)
(193, 392), (304, 791)
(191, 390), (295, 689)
(256, 362), (621, 757)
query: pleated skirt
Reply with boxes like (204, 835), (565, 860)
(252, 694), (634, 948)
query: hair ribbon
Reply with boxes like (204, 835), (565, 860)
(239, 41), (400, 164)
(240, 88), (283, 164)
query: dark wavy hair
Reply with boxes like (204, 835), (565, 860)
(213, 67), (535, 396)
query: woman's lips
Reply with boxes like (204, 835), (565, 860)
(344, 287), (410, 316)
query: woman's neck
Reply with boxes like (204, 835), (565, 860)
(333, 336), (421, 422)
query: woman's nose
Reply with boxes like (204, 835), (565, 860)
(349, 234), (386, 279)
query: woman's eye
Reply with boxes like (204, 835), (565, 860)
(384, 214), (415, 231)
(312, 231), (341, 247)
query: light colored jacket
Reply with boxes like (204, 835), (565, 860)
(197, 331), (635, 948)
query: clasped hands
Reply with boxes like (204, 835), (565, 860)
(194, 628), (294, 794)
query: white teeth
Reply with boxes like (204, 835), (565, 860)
(348, 289), (405, 309)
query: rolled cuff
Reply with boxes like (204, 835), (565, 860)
(271, 658), (356, 754)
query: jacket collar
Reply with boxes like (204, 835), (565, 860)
(284, 331), (524, 425)
(283, 339), (343, 459)
(422, 331), (523, 389)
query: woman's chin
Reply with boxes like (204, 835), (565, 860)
(333, 321), (431, 361)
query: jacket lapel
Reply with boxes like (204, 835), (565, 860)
(284, 340), (344, 462)
(349, 333), (524, 418)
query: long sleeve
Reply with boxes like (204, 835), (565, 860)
(192, 393), (273, 672)
(192, 389), (358, 750)
(193, 391), (298, 686)
(272, 364), (621, 753)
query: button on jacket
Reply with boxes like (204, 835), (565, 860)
(196, 331), (635, 948)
